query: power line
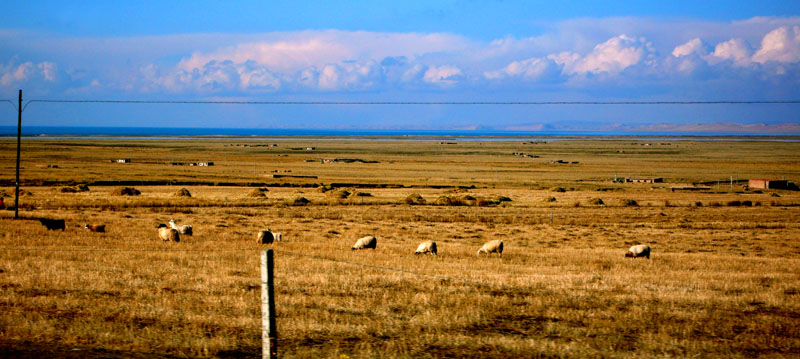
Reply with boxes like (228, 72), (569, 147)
(18, 98), (800, 113)
(25, 99), (800, 106)
(1, 99), (15, 110)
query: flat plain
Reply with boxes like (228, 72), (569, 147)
(0, 137), (799, 358)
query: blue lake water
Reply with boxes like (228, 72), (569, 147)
(0, 126), (798, 141)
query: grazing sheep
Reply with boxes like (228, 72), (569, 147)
(257, 229), (282, 244)
(414, 240), (438, 255)
(156, 224), (180, 242)
(169, 219), (192, 236)
(477, 239), (503, 256)
(351, 236), (377, 250)
(83, 224), (106, 233)
(625, 244), (651, 259)
(38, 218), (65, 231)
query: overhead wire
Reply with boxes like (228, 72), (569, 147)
(24, 99), (800, 106)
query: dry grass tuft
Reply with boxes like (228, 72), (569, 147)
(620, 198), (638, 206)
(326, 188), (352, 199)
(403, 193), (426, 205)
(174, 187), (192, 197)
(247, 187), (269, 198)
(587, 197), (605, 205)
(111, 187), (141, 196)
(291, 196), (311, 205)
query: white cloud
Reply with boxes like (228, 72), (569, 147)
(672, 38), (707, 57)
(177, 30), (471, 74)
(8, 18), (800, 96)
(554, 35), (653, 75)
(146, 60), (283, 93)
(0, 61), (58, 86)
(400, 64), (426, 83)
(752, 26), (800, 63)
(313, 61), (382, 90)
(423, 65), (462, 86)
(485, 57), (552, 81)
(547, 52), (580, 70)
(711, 38), (752, 66)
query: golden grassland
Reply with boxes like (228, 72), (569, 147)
(0, 138), (799, 358)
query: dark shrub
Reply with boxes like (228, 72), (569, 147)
(403, 193), (426, 205)
(588, 198), (605, 205)
(292, 197), (311, 206)
(174, 188), (192, 197)
(248, 187), (269, 198)
(620, 199), (638, 206)
(112, 187), (140, 196)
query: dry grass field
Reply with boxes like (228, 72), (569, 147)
(0, 137), (799, 358)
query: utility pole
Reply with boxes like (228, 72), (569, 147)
(14, 89), (21, 219)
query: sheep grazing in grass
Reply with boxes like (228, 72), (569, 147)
(352, 236), (377, 250)
(83, 224), (106, 233)
(477, 239), (503, 256)
(156, 224), (180, 242)
(169, 219), (192, 236)
(414, 240), (437, 255)
(257, 229), (282, 244)
(38, 218), (65, 231)
(625, 244), (651, 259)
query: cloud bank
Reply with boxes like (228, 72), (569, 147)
(1, 18), (799, 98)
(0, 17), (798, 130)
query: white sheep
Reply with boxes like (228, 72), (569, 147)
(157, 224), (180, 242)
(169, 219), (193, 236)
(477, 239), (503, 256)
(352, 236), (377, 250)
(257, 229), (282, 244)
(414, 240), (437, 255)
(625, 244), (651, 259)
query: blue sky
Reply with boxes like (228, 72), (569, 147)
(1, 1), (799, 132)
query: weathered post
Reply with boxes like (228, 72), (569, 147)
(14, 89), (22, 219)
(261, 249), (277, 359)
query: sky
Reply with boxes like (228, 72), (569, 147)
(1, 1), (799, 133)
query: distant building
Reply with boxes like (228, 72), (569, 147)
(749, 179), (788, 189)
(197, 162), (214, 166)
(116, 158), (131, 163)
(629, 177), (663, 183)
(615, 177), (664, 183)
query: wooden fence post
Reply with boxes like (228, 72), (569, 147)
(261, 249), (277, 359)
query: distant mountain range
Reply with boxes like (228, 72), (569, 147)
(505, 122), (800, 134)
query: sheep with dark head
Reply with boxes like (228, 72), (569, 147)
(169, 219), (192, 236)
(352, 236), (377, 250)
(257, 229), (282, 244)
(477, 239), (503, 256)
(625, 244), (650, 259)
(415, 240), (437, 255)
(156, 223), (180, 242)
